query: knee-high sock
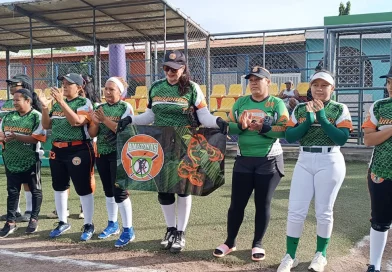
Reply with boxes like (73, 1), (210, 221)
(105, 197), (118, 222)
(370, 228), (388, 270)
(80, 194), (94, 225)
(118, 198), (133, 228)
(55, 191), (68, 223)
(160, 203), (176, 228)
(25, 191), (32, 212)
(16, 195), (21, 213)
(177, 195), (192, 232)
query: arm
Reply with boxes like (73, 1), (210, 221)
(41, 106), (52, 129)
(58, 100), (89, 127)
(363, 127), (392, 146)
(131, 109), (155, 125)
(13, 134), (39, 144)
(261, 100), (289, 139)
(316, 109), (349, 146)
(196, 107), (218, 128)
(293, 90), (300, 100)
(278, 90), (285, 99)
(285, 113), (313, 143)
(88, 120), (100, 138)
(227, 99), (246, 135)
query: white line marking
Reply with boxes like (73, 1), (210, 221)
(0, 249), (163, 272)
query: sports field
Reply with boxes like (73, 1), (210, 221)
(0, 159), (374, 271)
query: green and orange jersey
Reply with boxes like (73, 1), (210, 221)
(49, 97), (93, 142)
(96, 100), (134, 155)
(148, 79), (207, 127)
(362, 97), (392, 180)
(228, 95), (289, 157)
(286, 100), (353, 146)
(0, 109), (46, 173)
(0, 99), (15, 119)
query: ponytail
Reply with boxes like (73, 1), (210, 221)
(31, 92), (42, 112)
(178, 65), (191, 96)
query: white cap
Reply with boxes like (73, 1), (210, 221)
(310, 72), (335, 86)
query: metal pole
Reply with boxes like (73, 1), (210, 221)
(6, 49), (10, 99)
(323, 28), (328, 69)
(206, 36), (211, 108)
(154, 42), (158, 81)
(29, 16), (34, 90)
(390, 27), (392, 64)
(184, 19), (188, 64)
(51, 47), (54, 87)
(359, 33), (364, 145)
(93, 8), (99, 97)
(163, 4), (167, 57)
(97, 45), (102, 100)
(262, 32), (266, 67)
(335, 33), (340, 102)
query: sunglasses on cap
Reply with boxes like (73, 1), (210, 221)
(163, 66), (183, 73)
(7, 82), (22, 87)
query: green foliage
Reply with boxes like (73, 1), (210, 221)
(339, 1), (351, 15)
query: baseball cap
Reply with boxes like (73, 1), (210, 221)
(163, 50), (186, 69)
(245, 66), (271, 80)
(6, 74), (32, 85)
(310, 71), (335, 86)
(380, 66), (392, 79)
(284, 80), (293, 84)
(57, 73), (84, 86)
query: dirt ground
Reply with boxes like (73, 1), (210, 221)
(1, 233), (392, 272)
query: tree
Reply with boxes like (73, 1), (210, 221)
(338, 1), (351, 16)
(345, 1), (351, 15)
(339, 2), (345, 15)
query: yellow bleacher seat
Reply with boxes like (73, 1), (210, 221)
(200, 85), (206, 97)
(245, 86), (251, 95)
(136, 98), (147, 113)
(296, 82), (310, 96)
(209, 98), (218, 112)
(44, 88), (51, 97)
(211, 84), (226, 98)
(101, 97), (106, 103)
(125, 98), (137, 114)
(132, 86), (147, 99)
(213, 111), (228, 121)
(219, 97), (235, 113)
(280, 83), (288, 92)
(0, 90), (8, 100)
(226, 84), (242, 98)
(269, 83), (279, 96)
(34, 89), (43, 96)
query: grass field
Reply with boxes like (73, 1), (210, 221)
(0, 159), (371, 270)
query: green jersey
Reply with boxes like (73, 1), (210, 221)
(287, 100), (352, 146)
(228, 95), (289, 157)
(148, 79), (208, 126)
(0, 99), (15, 119)
(96, 101), (133, 155)
(1, 109), (46, 173)
(362, 98), (392, 180)
(49, 97), (93, 142)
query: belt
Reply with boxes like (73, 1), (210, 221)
(301, 146), (332, 153)
(53, 141), (85, 148)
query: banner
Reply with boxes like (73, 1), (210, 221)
(116, 125), (226, 196)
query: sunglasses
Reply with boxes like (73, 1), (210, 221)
(163, 66), (182, 73)
(7, 82), (22, 87)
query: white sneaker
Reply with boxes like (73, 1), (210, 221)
(308, 252), (327, 272)
(277, 254), (299, 272)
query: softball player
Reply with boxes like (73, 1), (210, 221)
(213, 66), (288, 261)
(117, 50), (227, 253)
(39, 73), (95, 241)
(277, 70), (353, 272)
(0, 74), (40, 223)
(362, 66), (392, 272)
(0, 89), (46, 237)
(88, 77), (135, 247)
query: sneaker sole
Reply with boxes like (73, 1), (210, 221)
(170, 245), (185, 253)
(0, 226), (18, 238)
(115, 234), (135, 248)
(80, 231), (95, 241)
(98, 229), (120, 239)
(160, 241), (173, 250)
(25, 226), (38, 234)
(50, 225), (71, 238)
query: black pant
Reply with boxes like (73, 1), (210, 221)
(225, 155), (283, 248)
(6, 162), (42, 222)
(49, 142), (95, 196)
(96, 152), (128, 203)
(368, 171), (392, 231)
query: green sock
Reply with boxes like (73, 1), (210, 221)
(286, 236), (300, 259)
(316, 235), (330, 257)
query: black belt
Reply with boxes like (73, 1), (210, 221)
(302, 147), (332, 153)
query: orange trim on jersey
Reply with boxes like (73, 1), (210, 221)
(77, 110), (92, 122)
(337, 120), (354, 131)
(32, 134), (47, 142)
(362, 119), (377, 129)
(286, 118), (296, 127)
(196, 99), (207, 109)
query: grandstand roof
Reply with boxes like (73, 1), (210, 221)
(0, 0), (208, 51)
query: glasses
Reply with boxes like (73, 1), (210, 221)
(7, 82), (22, 87)
(163, 66), (182, 73)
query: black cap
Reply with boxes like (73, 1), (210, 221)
(6, 74), (32, 85)
(57, 73), (84, 86)
(163, 50), (186, 69)
(380, 66), (392, 79)
(245, 66), (271, 80)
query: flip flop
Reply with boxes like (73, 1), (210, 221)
(213, 244), (237, 258)
(251, 247), (265, 261)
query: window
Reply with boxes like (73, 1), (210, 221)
(213, 55), (237, 69)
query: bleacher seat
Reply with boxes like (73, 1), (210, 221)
(213, 111), (228, 121)
(44, 88), (51, 97)
(0, 90), (8, 100)
(245, 86), (251, 95)
(101, 97), (106, 103)
(211, 84), (226, 98)
(209, 98), (218, 112)
(219, 97), (235, 113)
(269, 83), (279, 96)
(125, 98), (137, 115)
(136, 98), (147, 113)
(34, 89), (43, 96)
(296, 82), (309, 96)
(200, 85), (207, 97)
(131, 86), (147, 99)
(226, 84), (242, 98)
(280, 83), (287, 92)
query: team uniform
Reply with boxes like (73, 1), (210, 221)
(0, 109), (46, 236)
(95, 100), (135, 247)
(0, 100), (15, 119)
(214, 95), (289, 260)
(278, 100), (353, 272)
(130, 77), (218, 252)
(48, 96), (95, 240)
(362, 97), (392, 272)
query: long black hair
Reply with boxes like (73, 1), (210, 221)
(82, 75), (100, 104)
(178, 65), (191, 96)
(14, 89), (42, 112)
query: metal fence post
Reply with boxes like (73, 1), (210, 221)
(6, 49), (10, 99)
(29, 16), (34, 90)
(206, 36), (211, 108)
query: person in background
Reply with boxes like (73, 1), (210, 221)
(278, 80), (300, 112)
